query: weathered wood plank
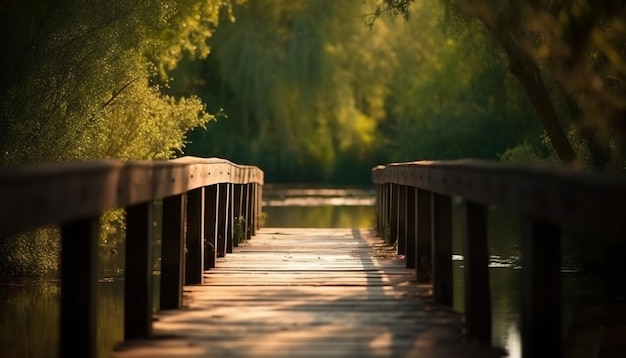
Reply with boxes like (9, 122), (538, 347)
(113, 228), (505, 358)
(0, 156), (263, 239)
(371, 160), (626, 239)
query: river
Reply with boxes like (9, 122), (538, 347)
(0, 184), (619, 357)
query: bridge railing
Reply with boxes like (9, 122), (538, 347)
(372, 159), (626, 358)
(0, 156), (264, 357)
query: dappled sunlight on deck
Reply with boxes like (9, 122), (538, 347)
(112, 228), (505, 358)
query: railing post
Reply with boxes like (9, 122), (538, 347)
(233, 184), (243, 248)
(249, 183), (257, 237)
(60, 217), (99, 358)
(205, 185), (218, 269)
(256, 182), (262, 231)
(226, 183), (234, 253)
(405, 186), (417, 269)
(185, 187), (204, 284)
(259, 183), (263, 229)
(431, 193), (453, 306)
(397, 185), (407, 255)
(124, 201), (154, 340)
(416, 188), (432, 283)
(244, 184), (252, 241)
(216, 183), (228, 257)
(383, 183), (390, 240)
(389, 183), (399, 246)
(463, 200), (491, 344)
(521, 218), (561, 358)
(375, 184), (382, 234)
(160, 193), (186, 309)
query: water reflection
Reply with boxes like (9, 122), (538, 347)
(263, 184), (375, 228)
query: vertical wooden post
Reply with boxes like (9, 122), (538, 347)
(60, 216), (99, 358)
(244, 184), (252, 241)
(125, 202), (154, 340)
(416, 188), (432, 283)
(432, 193), (453, 306)
(185, 188), (204, 284)
(397, 185), (407, 255)
(160, 193), (186, 310)
(216, 183), (228, 257)
(405, 186), (417, 269)
(521, 218), (561, 358)
(256, 182), (262, 231)
(226, 183), (234, 253)
(249, 183), (257, 237)
(375, 184), (382, 234)
(382, 183), (389, 240)
(389, 184), (399, 246)
(463, 201), (491, 344)
(205, 185), (218, 269)
(233, 184), (243, 247)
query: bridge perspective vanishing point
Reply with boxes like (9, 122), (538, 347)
(1, 156), (625, 357)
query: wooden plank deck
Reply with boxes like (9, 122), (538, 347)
(112, 228), (506, 358)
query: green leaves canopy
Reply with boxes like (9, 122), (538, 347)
(0, 0), (236, 164)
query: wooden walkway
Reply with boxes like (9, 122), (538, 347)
(112, 228), (506, 358)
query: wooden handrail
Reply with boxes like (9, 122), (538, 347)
(372, 159), (626, 238)
(0, 156), (263, 239)
(372, 159), (626, 358)
(0, 156), (264, 357)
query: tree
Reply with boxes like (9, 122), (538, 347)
(0, 0), (237, 278)
(378, 0), (545, 162)
(0, 0), (237, 165)
(369, 0), (626, 172)
(178, 0), (396, 182)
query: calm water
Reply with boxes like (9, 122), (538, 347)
(0, 186), (618, 357)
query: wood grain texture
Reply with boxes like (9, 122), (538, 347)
(371, 160), (626, 238)
(113, 228), (506, 358)
(0, 156), (263, 238)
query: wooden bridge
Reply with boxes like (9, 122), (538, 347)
(1, 156), (626, 357)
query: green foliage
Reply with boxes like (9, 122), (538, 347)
(177, 0), (393, 182)
(0, 0), (233, 165)
(234, 216), (248, 245)
(499, 141), (551, 164)
(380, 2), (544, 162)
(257, 212), (269, 228)
(0, 0), (236, 279)
(373, 0), (626, 172)
(0, 227), (59, 280)
(175, 0), (550, 184)
(382, 222), (392, 246)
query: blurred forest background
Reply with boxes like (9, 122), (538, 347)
(2, 0), (625, 181)
(1, 0), (626, 277)
(174, 0), (549, 183)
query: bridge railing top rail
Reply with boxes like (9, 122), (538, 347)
(0, 156), (264, 238)
(372, 159), (626, 239)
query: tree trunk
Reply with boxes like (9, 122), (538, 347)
(468, 0), (577, 164)
(503, 38), (576, 164)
